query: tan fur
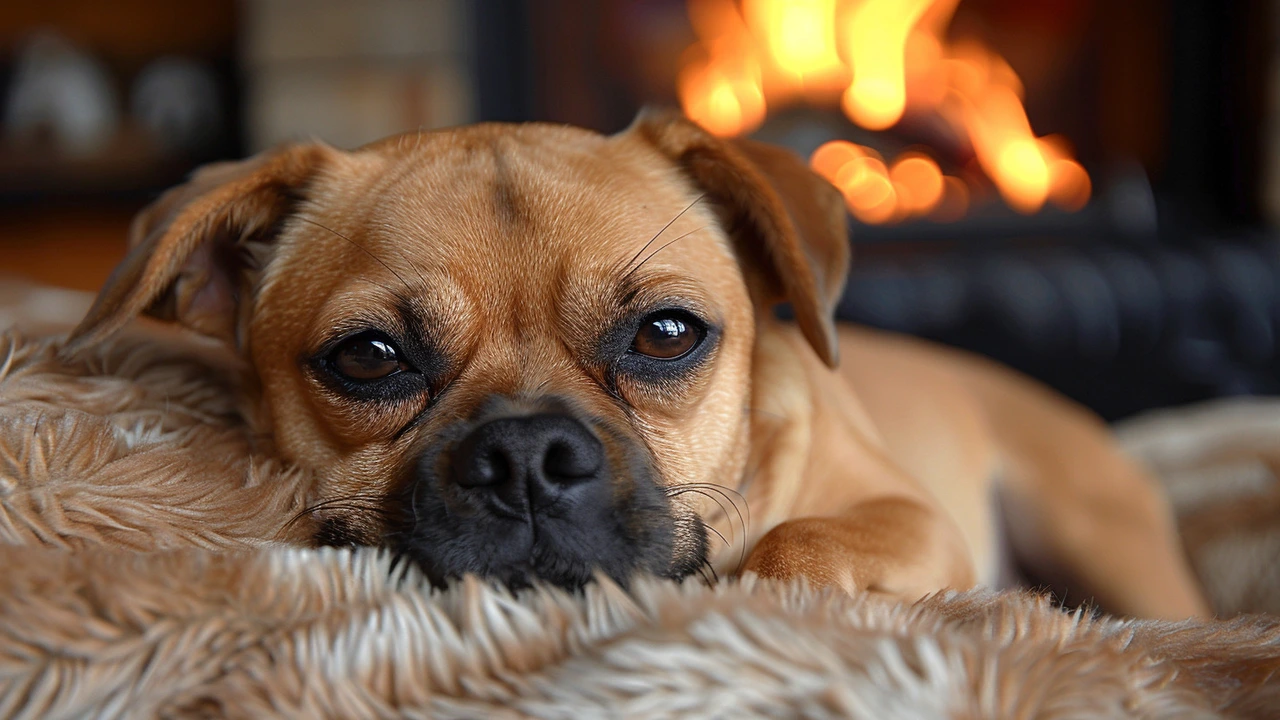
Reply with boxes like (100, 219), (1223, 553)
(47, 111), (1209, 620)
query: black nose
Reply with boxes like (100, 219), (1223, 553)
(452, 414), (605, 514)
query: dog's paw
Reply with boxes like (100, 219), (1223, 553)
(741, 513), (967, 602)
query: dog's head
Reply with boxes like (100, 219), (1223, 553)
(65, 110), (849, 590)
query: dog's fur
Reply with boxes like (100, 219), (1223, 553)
(44, 109), (1209, 618)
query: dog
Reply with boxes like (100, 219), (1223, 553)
(58, 109), (1210, 619)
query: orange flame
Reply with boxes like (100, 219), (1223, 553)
(813, 140), (957, 224)
(678, 0), (1091, 222)
(839, 0), (937, 130)
(678, 0), (768, 136)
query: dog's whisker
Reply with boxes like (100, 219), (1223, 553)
(667, 485), (749, 574)
(669, 482), (751, 574)
(298, 217), (417, 294)
(619, 193), (706, 275)
(370, 219), (433, 293)
(690, 557), (719, 586)
(621, 225), (711, 282)
(703, 558), (720, 584)
(667, 491), (732, 558)
(669, 487), (738, 540)
(283, 503), (395, 544)
(282, 493), (393, 535)
(666, 487), (733, 530)
(692, 561), (714, 587)
(700, 518), (729, 548)
(299, 492), (388, 509)
(669, 483), (749, 536)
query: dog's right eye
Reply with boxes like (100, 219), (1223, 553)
(330, 333), (410, 381)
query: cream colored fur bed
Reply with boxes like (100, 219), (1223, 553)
(5, 548), (1280, 719)
(1, 284), (1278, 719)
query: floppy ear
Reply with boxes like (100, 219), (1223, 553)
(63, 142), (334, 357)
(629, 109), (850, 367)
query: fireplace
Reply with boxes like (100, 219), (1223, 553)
(676, 0), (1095, 227)
(475, 0), (1280, 419)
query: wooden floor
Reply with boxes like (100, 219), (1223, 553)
(0, 205), (134, 292)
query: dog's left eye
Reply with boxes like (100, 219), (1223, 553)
(631, 312), (704, 360)
(330, 333), (410, 381)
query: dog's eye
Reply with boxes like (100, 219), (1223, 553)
(631, 313), (703, 360)
(330, 333), (410, 381)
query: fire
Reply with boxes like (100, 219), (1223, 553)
(678, 0), (768, 136)
(677, 0), (1091, 222)
(839, 0), (937, 130)
(746, 0), (844, 91)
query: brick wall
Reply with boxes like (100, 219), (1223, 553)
(241, 0), (475, 151)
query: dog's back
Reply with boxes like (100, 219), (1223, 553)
(838, 324), (1208, 618)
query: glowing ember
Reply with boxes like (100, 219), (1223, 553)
(889, 153), (944, 215)
(678, 0), (1092, 222)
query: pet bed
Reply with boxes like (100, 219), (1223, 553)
(1, 288), (1278, 718)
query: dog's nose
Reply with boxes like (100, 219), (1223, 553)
(452, 414), (605, 513)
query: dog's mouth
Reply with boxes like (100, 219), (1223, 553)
(315, 396), (710, 591)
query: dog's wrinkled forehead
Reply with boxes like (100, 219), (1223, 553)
(258, 124), (739, 348)
(329, 127), (721, 261)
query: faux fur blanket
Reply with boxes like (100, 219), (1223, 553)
(1117, 399), (1280, 619)
(1, 287), (1279, 718)
(3, 547), (1279, 719)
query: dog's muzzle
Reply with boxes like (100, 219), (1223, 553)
(394, 396), (705, 591)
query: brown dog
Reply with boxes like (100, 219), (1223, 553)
(61, 109), (1209, 619)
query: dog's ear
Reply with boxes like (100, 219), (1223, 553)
(629, 109), (850, 367)
(63, 142), (335, 357)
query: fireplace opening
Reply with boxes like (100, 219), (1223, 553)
(1, 0), (1273, 421)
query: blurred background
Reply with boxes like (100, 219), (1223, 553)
(0, 0), (1276, 422)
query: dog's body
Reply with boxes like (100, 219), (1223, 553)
(743, 321), (1207, 618)
(45, 111), (1207, 619)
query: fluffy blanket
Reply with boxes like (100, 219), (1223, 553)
(1, 287), (1279, 718)
(1117, 399), (1280, 618)
(3, 547), (1279, 719)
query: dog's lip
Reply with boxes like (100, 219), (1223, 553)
(416, 542), (567, 589)
(403, 503), (633, 588)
